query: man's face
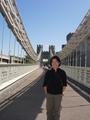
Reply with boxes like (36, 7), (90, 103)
(51, 58), (60, 69)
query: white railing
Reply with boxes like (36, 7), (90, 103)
(61, 65), (90, 88)
(0, 64), (40, 90)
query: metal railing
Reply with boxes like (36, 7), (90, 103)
(61, 65), (90, 88)
(0, 64), (40, 89)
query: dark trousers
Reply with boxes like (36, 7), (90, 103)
(46, 93), (62, 120)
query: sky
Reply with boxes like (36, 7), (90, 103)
(16, 0), (90, 52)
(0, 0), (90, 55)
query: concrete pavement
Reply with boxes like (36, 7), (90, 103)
(0, 74), (90, 120)
(35, 86), (90, 120)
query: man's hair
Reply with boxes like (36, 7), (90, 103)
(50, 55), (61, 66)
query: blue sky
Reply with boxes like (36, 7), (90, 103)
(0, 0), (90, 55)
(16, 0), (90, 52)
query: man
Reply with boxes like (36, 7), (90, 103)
(43, 55), (67, 120)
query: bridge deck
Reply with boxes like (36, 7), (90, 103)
(0, 73), (90, 120)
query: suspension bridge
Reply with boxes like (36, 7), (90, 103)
(0, 0), (90, 120)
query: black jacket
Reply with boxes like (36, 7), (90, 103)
(43, 68), (67, 95)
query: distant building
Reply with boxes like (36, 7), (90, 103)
(0, 54), (10, 63)
(10, 56), (23, 64)
(66, 33), (74, 42)
(62, 44), (66, 49)
(41, 51), (50, 66)
(0, 54), (24, 64)
(37, 44), (43, 54)
(49, 45), (55, 55)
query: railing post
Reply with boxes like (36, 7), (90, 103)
(75, 47), (78, 66)
(79, 44), (82, 82)
(75, 47), (78, 80)
(13, 38), (16, 63)
(84, 40), (87, 85)
(8, 29), (11, 63)
(73, 51), (74, 66)
(69, 53), (72, 77)
(68, 55), (69, 66)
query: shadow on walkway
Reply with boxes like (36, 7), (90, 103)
(0, 76), (45, 120)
